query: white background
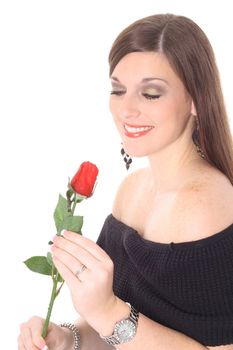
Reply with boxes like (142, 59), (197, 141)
(0, 1), (232, 348)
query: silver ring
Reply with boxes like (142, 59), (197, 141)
(75, 264), (87, 277)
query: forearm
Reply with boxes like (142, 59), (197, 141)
(74, 317), (114, 350)
(93, 298), (209, 350)
(114, 313), (208, 350)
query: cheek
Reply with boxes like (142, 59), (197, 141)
(154, 99), (192, 141)
(150, 96), (186, 124)
(145, 100), (171, 124)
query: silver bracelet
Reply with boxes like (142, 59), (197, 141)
(60, 322), (81, 350)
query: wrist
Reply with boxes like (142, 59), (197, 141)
(60, 323), (81, 350)
(100, 302), (140, 346)
(93, 297), (130, 336)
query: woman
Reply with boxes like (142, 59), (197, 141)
(18, 13), (233, 350)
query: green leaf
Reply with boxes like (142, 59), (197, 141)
(66, 188), (75, 212)
(60, 215), (83, 234)
(66, 188), (75, 200)
(46, 252), (53, 266)
(46, 253), (64, 282)
(24, 256), (52, 276)
(57, 273), (64, 283)
(67, 177), (71, 189)
(53, 194), (69, 234)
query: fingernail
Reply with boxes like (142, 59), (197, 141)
(62, 229), (69, 237)
(42, 346), (48, 350)
(36, 339), (45, 349)
(61, 229), (67, 236)
(38, 339), (46, 349)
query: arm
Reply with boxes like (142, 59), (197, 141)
(93, 299), (209, 350)
(68, 317), (233, 350)
(122, 315), (233, 350)
(63, 315), (233, 350)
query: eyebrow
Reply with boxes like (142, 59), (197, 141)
(111, 76), (169, 85)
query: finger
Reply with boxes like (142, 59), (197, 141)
(52, 236), (101, 270)
(20, 323), (38, 350)
(51, 244), (90, 277)
(17, 336), (26, 350)
(29, 318), (46, 349)
(53, 255), (82, 289)
(63, 230), (111, 262)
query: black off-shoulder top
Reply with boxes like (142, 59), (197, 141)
(96, 214), (233, 346)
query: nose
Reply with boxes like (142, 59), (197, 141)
(117, 93), (140, 120)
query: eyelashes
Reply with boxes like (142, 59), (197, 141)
(110, 90), (161, 100)
(110, 90), (125, 96)
(142, 93), (161, 100)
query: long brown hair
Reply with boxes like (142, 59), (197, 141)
(109, 14), (233, 185)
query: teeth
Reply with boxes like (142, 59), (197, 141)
(124, 125), (153, 133)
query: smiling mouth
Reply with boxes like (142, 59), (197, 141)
(123, 123), (155, 138)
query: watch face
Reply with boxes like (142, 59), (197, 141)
(115, 320), (136, 343)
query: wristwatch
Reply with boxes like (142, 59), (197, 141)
(100, 302), (139, 346)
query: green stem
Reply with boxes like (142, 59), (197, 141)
(41, 193), (78, 338)
(56, 280), (64, 297)
(41, 271), (59, 339)
(71, 195), (77, 215)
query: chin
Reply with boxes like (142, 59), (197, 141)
(123, 145), (150, 158)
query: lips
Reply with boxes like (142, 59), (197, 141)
(123, 123), (154, 138)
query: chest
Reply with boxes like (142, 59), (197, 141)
(122, 188), (184, 244)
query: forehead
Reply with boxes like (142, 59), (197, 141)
(111, 52), (181, 86)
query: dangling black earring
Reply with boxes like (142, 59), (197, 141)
(192, 116), (205, 159)
(121, 147), (132, 170)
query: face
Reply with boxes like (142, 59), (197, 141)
(109, 52), (196, 157)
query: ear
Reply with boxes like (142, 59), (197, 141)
(191, 100), (197, 116)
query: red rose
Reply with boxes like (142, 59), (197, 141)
(70, 161), (99, 197)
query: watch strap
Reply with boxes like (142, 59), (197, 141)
(100, 302), (139, 345)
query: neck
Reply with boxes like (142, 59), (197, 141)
(147, 141), (205, 194)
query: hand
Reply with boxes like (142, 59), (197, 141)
(51, 231), (120, 333)
(18, 316), (73, 350)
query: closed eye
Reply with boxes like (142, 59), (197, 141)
(142, 93), (161, 100)
(110, 91), (161, 99)
(110, 90), (126, 96)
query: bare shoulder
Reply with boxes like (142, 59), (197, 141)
(112, 167), (147, 220)
(175, 168), (233, 240)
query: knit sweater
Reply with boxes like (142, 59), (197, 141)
(96, 214), (233, 347)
